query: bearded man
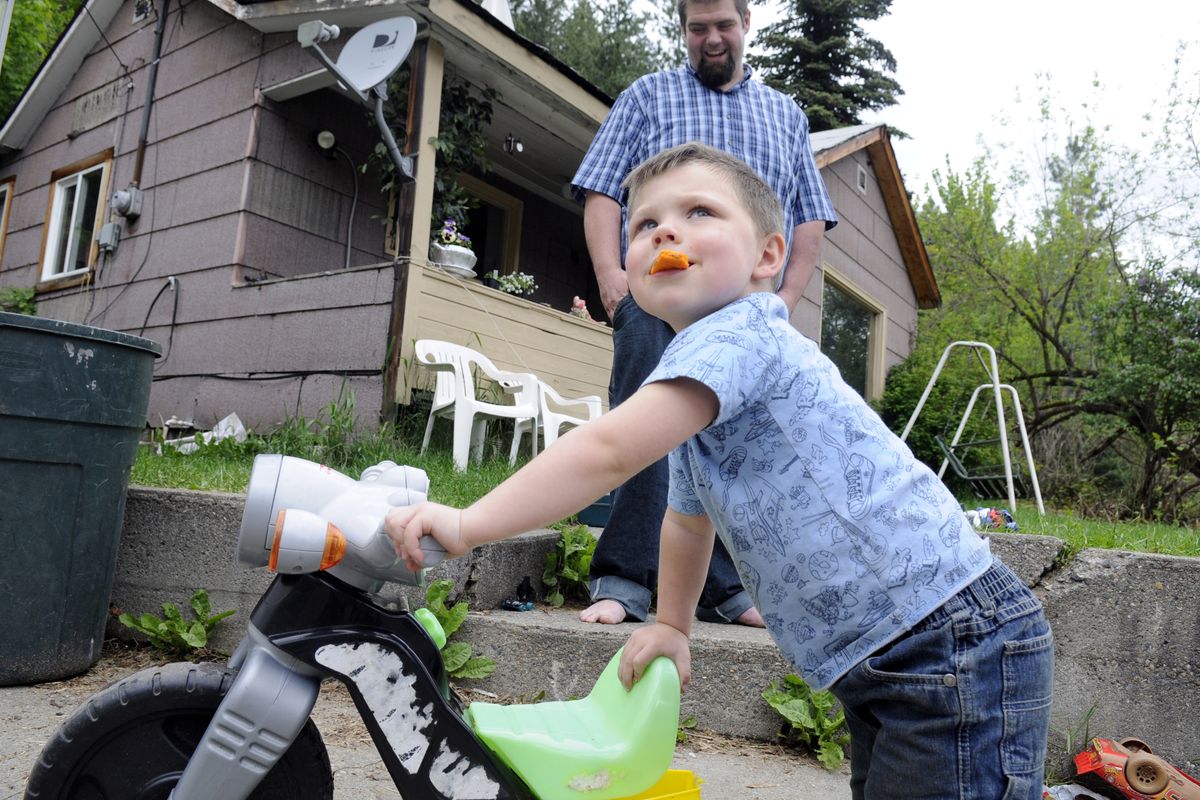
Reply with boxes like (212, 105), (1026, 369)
(570, 0), (838, 626)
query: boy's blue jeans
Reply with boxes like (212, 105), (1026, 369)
(589, 294), (751, 622)
(831, 560), (1054, 800)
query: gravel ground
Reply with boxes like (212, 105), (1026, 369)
(1, 642), (851, 800)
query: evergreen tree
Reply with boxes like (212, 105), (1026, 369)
(754, 0), (902, 131)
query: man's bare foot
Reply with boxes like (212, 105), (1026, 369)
(735, 606), (766, 628)
(579, 599), (628, 624)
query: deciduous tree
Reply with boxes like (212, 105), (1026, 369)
(884, 80), (1200, 522)
(1, 0), (83, 120)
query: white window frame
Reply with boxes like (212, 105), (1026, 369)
(0, 177), (13, 269)
(818, 265), (888, 400)
(39, 152), (112, 283)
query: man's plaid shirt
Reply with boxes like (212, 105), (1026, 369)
(572, 64), (837, 261)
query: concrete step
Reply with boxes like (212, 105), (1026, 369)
(459, 606), (794, 741)
(111, 486), (1200, 769)
(114, 486), (1066, 746)
(114, 489), (1070, 753)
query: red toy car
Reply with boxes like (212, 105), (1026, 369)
(1073, 737), (1200, 800)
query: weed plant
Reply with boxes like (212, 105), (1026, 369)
(422, 579), (496, 679)
(761, 675), (850, 770)
(542, 523), (597, 607)
(116, 589), (235, 656)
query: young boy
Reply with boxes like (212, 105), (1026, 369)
(388, 143), (1054, 800)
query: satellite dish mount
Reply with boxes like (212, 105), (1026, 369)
(298, 17), (418, 182)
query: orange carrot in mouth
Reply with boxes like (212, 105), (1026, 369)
(650, 250), (690, 274)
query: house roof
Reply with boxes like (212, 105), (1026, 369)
(811, 123), (939, 309)
(4, 1), (938, 311)
(1, 0), (610, 155)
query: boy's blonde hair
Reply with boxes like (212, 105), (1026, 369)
(623, 142), (784, 239)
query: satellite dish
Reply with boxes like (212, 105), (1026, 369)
(335, 17), (418, 94)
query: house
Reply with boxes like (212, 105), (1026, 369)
(0, 0), (936, 434)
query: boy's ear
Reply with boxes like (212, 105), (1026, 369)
(752, 232), (787, 283)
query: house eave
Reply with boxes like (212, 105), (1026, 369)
(0, 0), (125, 153)
(814, 124), (940, 309)
(209, 0), (608, 123)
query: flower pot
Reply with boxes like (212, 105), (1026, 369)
(430, 242), (477, 271)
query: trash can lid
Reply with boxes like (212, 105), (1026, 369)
(0, 312), (162, 355)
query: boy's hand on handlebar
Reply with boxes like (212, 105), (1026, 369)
(386, 503), (470, 571)
(618, 622), (691, 693)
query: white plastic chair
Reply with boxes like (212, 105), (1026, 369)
(414, 340), (540, 471)
(513, 380), (603, 453)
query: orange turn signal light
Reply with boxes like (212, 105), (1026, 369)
(268, 510), (285, 572)
(320, 526), (346, 570)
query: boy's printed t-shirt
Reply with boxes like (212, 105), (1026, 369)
(644, 293), (992, 689)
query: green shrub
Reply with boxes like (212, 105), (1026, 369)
(762, 674), (850, 770)
(0, 286), (36, 315)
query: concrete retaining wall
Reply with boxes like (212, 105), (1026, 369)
(110, 486), (1200, 771)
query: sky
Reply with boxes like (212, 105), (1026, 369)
(750, 0), (1200, 202)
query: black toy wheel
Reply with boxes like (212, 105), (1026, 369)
(24, 661), (332, 800)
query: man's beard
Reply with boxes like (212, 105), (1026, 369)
(696, 53), (736, 89)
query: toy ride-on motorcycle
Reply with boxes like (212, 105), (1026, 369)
(24, 454), (700, 800)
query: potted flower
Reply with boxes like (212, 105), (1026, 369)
(430, 219), (476, 272)
(491, 271), (538, 297)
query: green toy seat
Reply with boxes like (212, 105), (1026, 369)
(466, 649), (681, 800)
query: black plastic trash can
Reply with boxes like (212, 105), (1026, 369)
(0, 312), (160, 685)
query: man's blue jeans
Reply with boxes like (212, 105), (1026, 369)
(831, 559), (1054, 800)
(589, 294), (751, 623)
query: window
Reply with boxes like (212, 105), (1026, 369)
(819, 267), (886, 399)
(856, 163), (869, 194)
(0, 178), (13, 268)
(40, 152), (112, 283)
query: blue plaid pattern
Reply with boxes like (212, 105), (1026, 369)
(572, 64), (837, 260)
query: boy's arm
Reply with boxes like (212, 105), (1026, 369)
(618, 507), (715, 692)
(387, 378), (718, 568)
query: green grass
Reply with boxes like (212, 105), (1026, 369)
(132, 440), (523, 509)
(131, 394), (1196, 559)
(970, 499), (1200, 558)
(131, 393), (525, 509)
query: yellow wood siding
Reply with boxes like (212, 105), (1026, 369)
(401, 264), (612, 406)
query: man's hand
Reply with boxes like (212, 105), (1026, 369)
(775, 283), (803, 315)
(618, 622), (692, 692)
(776, 219), (825, 316)
(598, 269), (630, 321)
(386, 503), (471, 572)
(583, 192), (627, 321)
